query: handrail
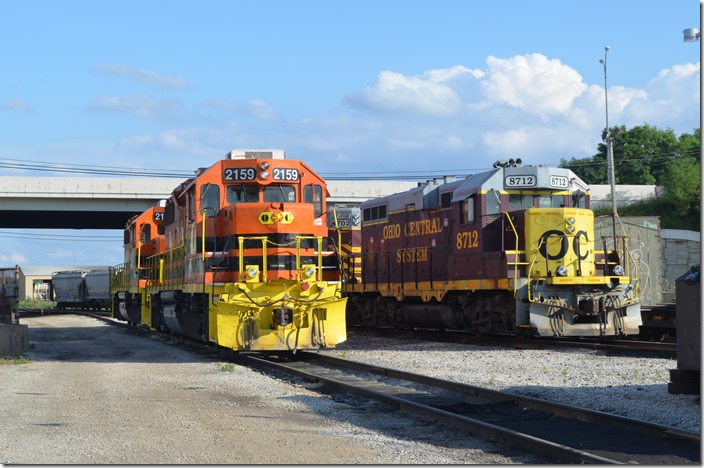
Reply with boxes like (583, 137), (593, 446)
(504, 212), (520, 297)
(295, 235), (324, 281)
(236, 234), (325, 283)
(526, 237), (546, 303)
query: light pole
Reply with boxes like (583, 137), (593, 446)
(599, 46), (618, 239)
(683, 27), (701, 236)
(683, 27), (700, 42)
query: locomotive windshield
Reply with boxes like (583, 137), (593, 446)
(264, 184), (296, 202)
(227, 185), (259, 203)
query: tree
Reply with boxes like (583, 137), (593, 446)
(661, 156), (701, 219)
(677, 128), (701, 162)
(560, 124), (700, 186)
(559, 153), (606, 184)
(613, 125), (674, 184)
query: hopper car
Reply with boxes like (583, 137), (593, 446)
(52, 268), (111, 310)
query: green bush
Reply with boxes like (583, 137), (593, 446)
(19, 299), (56, 309)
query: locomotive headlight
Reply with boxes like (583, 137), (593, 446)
(302, 265), (316, 280)
(260, 171), (270, 179)
(566, 225), (575, 234)
(556, 265), (569, 277)
(566, 217), (575, 225)
(259, 161), (269, 170)
(612, 265), (625, 276)
(246, 266), (259, 279)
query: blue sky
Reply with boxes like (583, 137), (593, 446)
(0, 0), (700, 268)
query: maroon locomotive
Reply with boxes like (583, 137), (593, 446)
(342, 159), (642, 337)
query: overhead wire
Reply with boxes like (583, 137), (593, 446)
(0, 230), (121, 242)
(0, 149), (698, 181)
(0, 148), (696, 247)
(0, 157), (495, 181)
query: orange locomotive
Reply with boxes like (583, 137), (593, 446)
(110, 150), (347, 351)
(111, 205), (165, 324)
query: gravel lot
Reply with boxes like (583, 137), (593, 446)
(0, 314), (698, 464)
(320, 333), (701, 434)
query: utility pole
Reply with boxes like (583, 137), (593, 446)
(599, 46), (619, 240)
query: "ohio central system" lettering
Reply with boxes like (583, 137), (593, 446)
(383, 218), (443, 239)
(397, 247), (429, 263)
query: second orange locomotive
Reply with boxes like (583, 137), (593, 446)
(111, 150), (347, 351)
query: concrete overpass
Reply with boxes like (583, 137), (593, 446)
(0, 176), (656, 229)
(0, 177), (418, 229)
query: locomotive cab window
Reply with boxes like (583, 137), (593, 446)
(304, 184), (323, 217)
(264, 184), (296, 203)
(572, 190), (586, 208)
(486, 189), (501, 215)
(538, 194), (565, 208)
(140, 225), (152, 243)
(363, 204), (387, 222)
(460, 196), (475, 224)
(227, 185), (259, 204)
(164, 201), (175, 225)
(188, 192), (195, 221)
(440, 192), (452, 210)
(508, 193), (534, 210)
(200, 183), (220, 216)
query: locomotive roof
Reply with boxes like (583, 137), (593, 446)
(361, 165), (590, 211)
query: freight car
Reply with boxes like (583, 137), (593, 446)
(341, 159), (642, 337)
(110, 149), (347, 351)
(52, 268), (111, 310)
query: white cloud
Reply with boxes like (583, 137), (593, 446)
(0, 252), (27, 263)
(201, 98), (284, 122)
(481, 53), (587, 118)
(0, 98), (33, 112)
(620, 62), (700, 129)
(87, 95), (185, 122)
(33, 54), (697, 180)
(94, 63), (189, 90)
(346, 65), (483, 117)
(115, 125), (251, 159)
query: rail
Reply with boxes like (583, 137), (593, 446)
(243, 353), (699, 464)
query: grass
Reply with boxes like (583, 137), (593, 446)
(19, 299), (56, 309)
(219, 363), (236, 372)
(0, 355), (31, 365)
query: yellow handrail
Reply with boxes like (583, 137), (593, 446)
(504, 212), (520, 297)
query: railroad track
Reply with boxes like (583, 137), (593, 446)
(92, 315), (697, 463)
(238, 352), (699, 464)
(20, 308), (676, 355)
(349, 327), (677, 356)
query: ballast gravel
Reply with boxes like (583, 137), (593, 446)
(0, 314), (699, 464)
(320, 334), (701, 434)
